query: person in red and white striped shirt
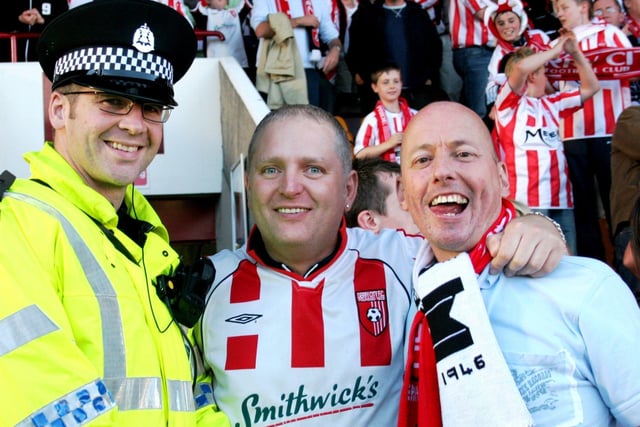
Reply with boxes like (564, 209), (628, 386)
(449, 0), (495, 119)
(346, 157), (420, 234)
(495, 33), (600, 254)
(552, 0), (632, 261)
(623, 0), (640, 104)
(624, 0), (640, 47)
(593, 0), (626, 28)
(483, 0), (551, 118)
(354, 65), (417, 163)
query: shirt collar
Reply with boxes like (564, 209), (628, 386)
(246, 219), (347, 278)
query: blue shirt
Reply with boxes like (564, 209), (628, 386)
(480, 256), (640, 426)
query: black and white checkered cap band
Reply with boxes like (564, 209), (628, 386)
(53, 46), (174, 83)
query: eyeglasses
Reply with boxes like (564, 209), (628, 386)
(593, 6), (619, 15)
(62, 90), (173, 123)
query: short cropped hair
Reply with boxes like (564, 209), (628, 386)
(247, 104), (353, 178)
(370, 63), (402, 85)
(552, 0), (593, 18)
(504, 46), (536, 77)
(345, 157), (400, 227)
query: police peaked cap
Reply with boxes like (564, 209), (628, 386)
(37, 0), (197, 106)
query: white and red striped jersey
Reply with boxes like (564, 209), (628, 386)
(199, 225), (422, 427)
(553, 23), (632, 141)
(448, 0), (495, 49)
(495, 82), (583, 209)
(354, 107), (417, 163)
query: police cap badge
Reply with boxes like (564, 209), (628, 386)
(37, 0), (197, 106)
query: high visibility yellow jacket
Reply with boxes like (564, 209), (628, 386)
(0, 143), (229, 427)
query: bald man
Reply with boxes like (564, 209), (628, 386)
(398, 101), (640, 427)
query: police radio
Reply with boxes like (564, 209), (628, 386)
(155, 257), (215, 328)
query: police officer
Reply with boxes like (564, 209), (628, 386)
(0, 1), (229, 425)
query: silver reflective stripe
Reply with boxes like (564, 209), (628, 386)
(104, 377), (162, 410)
(0, 304), (59, 357)
(103, 377), (194, 411)
(6, 192), (193, 415)
(168, 379), (196, 412)
(16, 379), (116, 427)
(194, 381), (215, 409)
(5, 193), (126, 382)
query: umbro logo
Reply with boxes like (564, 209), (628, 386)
(226, 313), (263, 324)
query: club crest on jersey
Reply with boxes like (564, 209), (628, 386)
(133, 23), (155, 53)
(356, 289), (388, 336)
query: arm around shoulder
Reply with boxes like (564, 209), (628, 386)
(487, 212), (568, 277)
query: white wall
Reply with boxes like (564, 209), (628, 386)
(0, 62), (46, 180)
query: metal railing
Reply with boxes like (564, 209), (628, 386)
(0, 32), (40, 62)
(0, 30), (225, 63)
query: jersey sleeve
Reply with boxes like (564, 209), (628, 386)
(354, 113), (378, 155)
(249, 0), (272, 30)
(315, 0), (339, 44)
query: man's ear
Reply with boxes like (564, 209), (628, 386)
(357, 210), (381, 233)
(345, 169), (358, 208)
(397, 179), (409, 211)
(49, 91), (67, 130)
(497, 161), (510, 198)
(244, 172), (252, 207)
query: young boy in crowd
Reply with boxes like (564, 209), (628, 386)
(196, 0), (249, 71)
(354, 64), (416, 164)
(494, 32), (599, 254)
(346, 157), (419, 235)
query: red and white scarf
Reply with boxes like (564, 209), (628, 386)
(330, 0), (340, 32)
(276, 0), (320, 47)
(373, 97), (412, 163)
(398, 199), (531, 427)
(467, 199), (516, 274)
(495, 30), (549, 55)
